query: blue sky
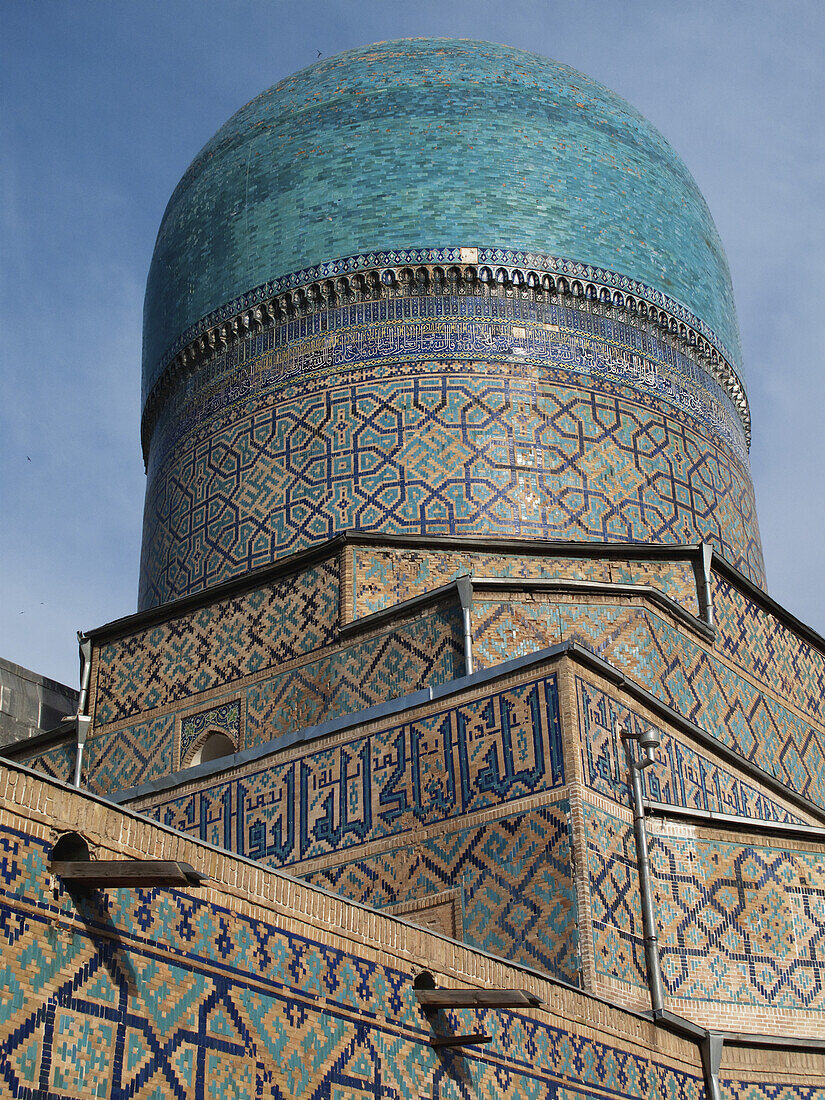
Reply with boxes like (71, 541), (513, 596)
(2, 0), (823, 687)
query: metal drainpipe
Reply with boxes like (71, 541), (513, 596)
(73, 634), (92, 788)
(620, 724), (665, 1014)
(456, 576), (474, 677)
(698, 542), (715, 629)
(700, 1032), (724, 1100)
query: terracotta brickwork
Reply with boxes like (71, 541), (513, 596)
(3, 760), (762, 1100)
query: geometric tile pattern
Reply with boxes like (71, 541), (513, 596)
(93, 559), (340, 726)
(586, 803), (647, 991)
(85, 714), (175, 793)
(244, 607), (464, 750)
(587, 800), (825, 1018)
(148, 675), (563, 867)
(576, 677), (804, 824)
(352, 544), (700, 619)
(713, 571), (825, 726)
(653, 834), (825, 1010)
(87, 604), (463, 797)
(140, 306), (761, 607)
(302, 804), (580, 986)
(14, 741), (76, 787)
(0, 823), (706, 1100)
(524, 599), (825, 810)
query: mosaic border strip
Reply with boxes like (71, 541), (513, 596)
(145, 246), (746, 432)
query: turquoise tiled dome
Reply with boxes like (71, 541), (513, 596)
(142, 38), (742, 405)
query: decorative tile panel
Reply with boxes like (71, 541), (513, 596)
(653, 833), (825, 1012)
(94, 559), (340, 726)
(144, 675), (564, 867)
(86, 605), (463, 797)
(0, 817), (706, 1100)
(575, 677), (804, 824)
(180, 699), (241, 764)
(140, 352), (761, 608)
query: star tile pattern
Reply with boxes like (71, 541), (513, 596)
(140, 299), (761, 608)
(586, 801), (825, 1019)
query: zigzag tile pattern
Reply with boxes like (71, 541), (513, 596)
(352, 545), (699, 618)
(652, 834), (825, 1011)
(18, 743), (75, 786)
(85, 715), (174, 794)
(140, 351), (761, 608)
(712, 572), (825, 725)
(302, 806), (579, 985)
(576, 677), (804, 823)
(144, 675), (563, 868)
(94, 559), (340, 726)
(0, 823), (706, 1100)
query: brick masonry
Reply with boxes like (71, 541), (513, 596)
(2, 763), (822, 1098)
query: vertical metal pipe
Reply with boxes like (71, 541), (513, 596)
(456, 576), (474, 677)
(73, 635), (92, 788)
(622, 734), (665, 1014)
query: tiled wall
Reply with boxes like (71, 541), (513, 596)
(135, 674), (568, 976)
(350, 543), (700, 619)
(140, 304), (760, 606)
(2, 762), (733, 1100)
(3, 764), (821, 1098)
(85, 603), (462, 797)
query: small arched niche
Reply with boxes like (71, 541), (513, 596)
(188, 731), (235, 768)
(50, 831), (90, 863)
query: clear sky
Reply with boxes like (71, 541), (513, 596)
(2, 0), (823, 688)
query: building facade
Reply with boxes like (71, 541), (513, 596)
(3, 40), (824, 1098)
